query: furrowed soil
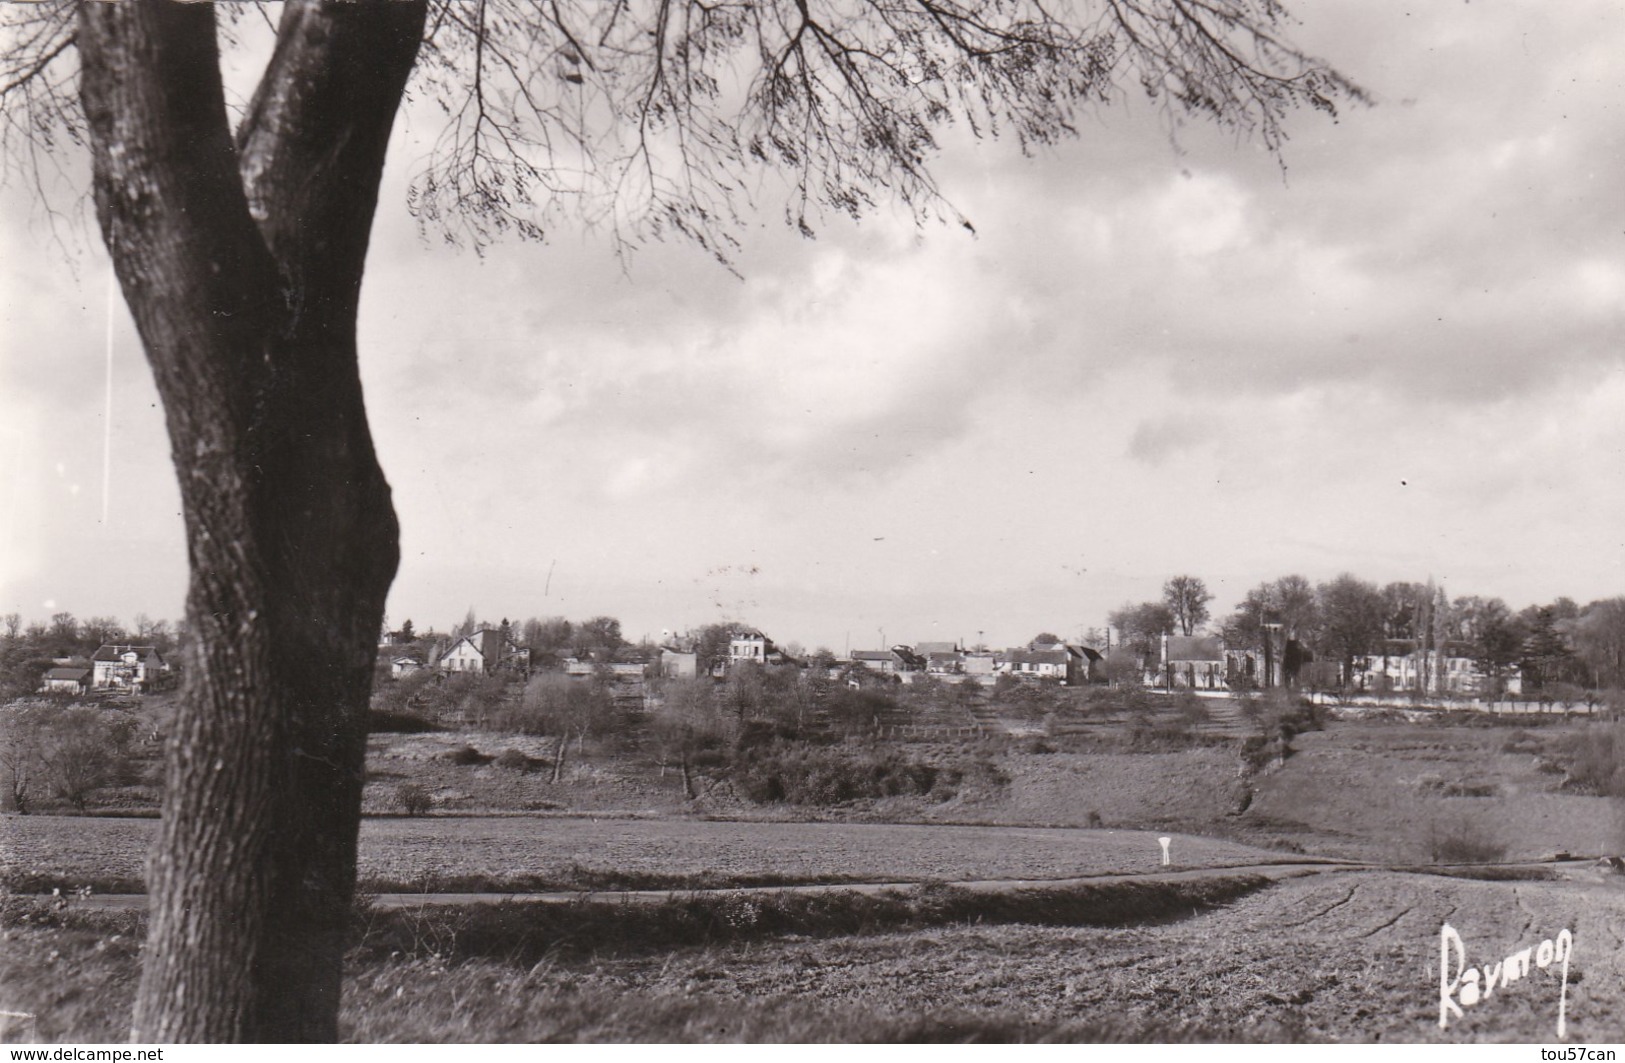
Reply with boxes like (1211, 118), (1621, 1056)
(6, 871), (1622, 1042)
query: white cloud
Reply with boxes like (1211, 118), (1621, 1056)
(6, 0), (1625, 648)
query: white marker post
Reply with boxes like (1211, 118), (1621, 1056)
(1158, 836), (1172, 867)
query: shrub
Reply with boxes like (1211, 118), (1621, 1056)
(1500, 730), (1544, 755)
(395, 783), (432, 817)
(366, 709), (439, 734)
(1173, 692), (1211, 725)
(1419, 776), (1500, 798)
(0, 701), (137, 813)
(443, 744), (494, 766)
(494, 748), (538, 773)
(731, 742), (990, 806)
(1425, 815), (1507, 864)
(1552, 725), (1625, 796)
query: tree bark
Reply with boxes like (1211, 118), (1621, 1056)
(77, 1), (425, 1042)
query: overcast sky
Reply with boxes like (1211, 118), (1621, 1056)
(3, 0), (1623, 653)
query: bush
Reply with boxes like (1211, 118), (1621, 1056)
(1418, 776), (1500, 798)
(1426, 815), (1507, 864)
(0, 701), (137, 814)
(494, 748), (539, 773)
(1500, 730), (1544, 755)
(730, 742), (995, 806)
(1552, 725), (1625, 796)
(443, 744), (494, 766)
(1173, 692), (1211, 725)
(395, 783), (432, 816)
(366, 709), (439, 733)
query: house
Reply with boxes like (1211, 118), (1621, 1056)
(728, 630), (773, 667)
(1354, 640), (1522, 697)
(659, 646), (699, 679)
(91, 644), (172, 692)
(564, 658), (648, 680)
(726, 630), (799, 669)
(40, 666), (91, 694)
(1003, 644), (1099, 685)
(962, 651), (1000, 677)
(389, 654), (425, 679)
(851, 649), (906, 674)
(437, 627), (530, 676)
(1159, 635), (1227, 690)
(925, 650), (965, 675)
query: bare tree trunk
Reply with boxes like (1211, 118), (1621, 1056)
(552, 735), (567, 784)
(77, 2), (425, 1042)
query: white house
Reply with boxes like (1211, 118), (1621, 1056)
(438, 628), (530, 676)
(91, 645), (171, 692)
(41, 666), (91, 694)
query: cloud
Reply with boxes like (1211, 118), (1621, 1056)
(7, 0), (1625, 647)
(1127, 417), (1213, 465)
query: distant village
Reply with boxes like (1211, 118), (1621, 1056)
(16, 567), (1625, 707)
(378, 620), (1531, 702)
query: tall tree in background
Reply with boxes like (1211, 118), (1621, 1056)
(1314, 573), (1384, 690)
(1162, 575), (1213, 636)
(1576, 598), (1625, 691)
(1222, 574), (1317, 647)
(1446, 595), (1527, 696)
(1378, 581), (1429, 641)
(1, 0), (1360, 1042)
(1109, 600), (1177, 658)
(1272, 574), (1319, 639)
(1519, 605), (1577, 694)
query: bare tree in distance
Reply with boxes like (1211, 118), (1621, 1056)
(1162, 574), (1213, 636)
(1314, 573), (1385, 692)
(1109, 600), (1176, 657)
(0, 0), (1362, 1042)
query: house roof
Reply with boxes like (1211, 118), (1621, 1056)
(91, 644), (163, 664)
(449, 628), (524, 660)
(851, 650), (898, 662)
(1165, 636), (1224, 663)
(45, 667), (90, 681)
(1006, 647), (1068, 666)
(915, 641), (959, 655)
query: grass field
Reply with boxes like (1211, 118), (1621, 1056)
(1244, 721), (1624, 863)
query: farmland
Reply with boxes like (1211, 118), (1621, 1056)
(0, 815), (1299, 894)
(3, 707), (1624, 1042)
(6, 869), (1623, 1042)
